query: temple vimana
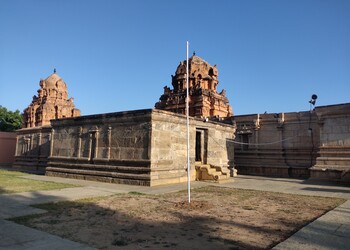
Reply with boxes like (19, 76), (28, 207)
(14, 54), (350, 185)
(155, 54), (233, 118)
(23, 70), (80, 128)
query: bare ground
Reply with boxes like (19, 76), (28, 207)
(12, 186), (345, 249)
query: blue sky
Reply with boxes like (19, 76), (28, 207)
(1, 0), (349, 116)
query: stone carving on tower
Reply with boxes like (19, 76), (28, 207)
(155, 54), (233, 118)
(23, 70), (81, 128)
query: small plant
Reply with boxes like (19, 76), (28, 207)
(128, 191), (146, 196)
(112, 236), (130, 246)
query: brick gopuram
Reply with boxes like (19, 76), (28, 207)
(155, 54), (233, 118)
(23, 71), (80, 128)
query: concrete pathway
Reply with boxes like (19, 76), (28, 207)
(0, 219), (95, 250)
(273, 200), (350, 250)
(1, 174), (350, 249)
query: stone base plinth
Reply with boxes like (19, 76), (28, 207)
(309, 167), (350, 183)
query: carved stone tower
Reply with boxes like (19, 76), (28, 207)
(23, 71), (80, 128)
(155, 54), (233, 118)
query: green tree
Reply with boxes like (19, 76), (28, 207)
(0, 106), (23, 132)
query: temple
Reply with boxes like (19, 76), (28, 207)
(23, 71), (80, 128)
(14, 68), (236, 184)
(13, 55), (350, 184)
(155, 54), (233, 118)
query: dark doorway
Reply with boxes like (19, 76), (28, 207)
(195, 129), (208, 164)
(195, 131), (202, 162)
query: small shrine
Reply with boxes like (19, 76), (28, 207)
(23, 70), (80, 128)
(155, 54), (233, 118)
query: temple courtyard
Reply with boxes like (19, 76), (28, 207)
(1, 169), (349, 249)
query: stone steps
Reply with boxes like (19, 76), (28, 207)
(196, 164), (230, 182)
(47, 162), (150, 174)
(45, 162), (151, 186)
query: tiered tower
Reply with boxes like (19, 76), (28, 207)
(23, 71), (80, 128)
(155, 54), (233, 118)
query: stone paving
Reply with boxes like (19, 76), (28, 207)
(0, 174), (349, 249)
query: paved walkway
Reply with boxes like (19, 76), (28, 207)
(1, 174), (349, 249)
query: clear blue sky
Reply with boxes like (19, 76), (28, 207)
(1, 0), (349, 116)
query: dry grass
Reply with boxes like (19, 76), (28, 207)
(11, 186), (345, 249)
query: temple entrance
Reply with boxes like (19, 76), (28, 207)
(195, 131), (201, 162)
(195, 129), (207, 164)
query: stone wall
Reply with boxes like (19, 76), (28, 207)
(46, 110), (152, 185)
(13, 109), (236, 186)
(234, 111), (320, 178)
(150, 110), (236, 186)
(311, 103), (350, 182)
(14, 126), (52, 173)
(234, 103), (350, 183)
(150, 111), (189, 185)
(0, 132), (17, 166)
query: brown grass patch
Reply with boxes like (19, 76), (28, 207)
(11, 186), (345, 249)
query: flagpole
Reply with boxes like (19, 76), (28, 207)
(186, 41), (191, 203)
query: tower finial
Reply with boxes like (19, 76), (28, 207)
(53, 68), (56, 73)
(193, 51), (196, 56)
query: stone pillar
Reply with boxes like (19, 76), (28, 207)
(88, 133), (92, 161)
(254, 114), (260, 150)
(50, 129), (55, 157)
(38, 132), (42, 156)
(106, 126), (112, 159)
(15, 134), (19, 156)
(88, 126), (98, 162)
(29, 134), (34, 151)
(77, 127), (82, 158)
(95, 130), (99, 159)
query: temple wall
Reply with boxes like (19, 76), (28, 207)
(46, 110), (152, 185)
(150, 110), (235, 186)
(13, 109), (236, 186)
(14, 126), (52, 173)
(44, 109), (235, 186)
(234, 103), (350, 183)
(150, 111), (189, 185)
(311, 104), (350, 182)
(207, 124), (235, 169)
(234, 111), (320, 178)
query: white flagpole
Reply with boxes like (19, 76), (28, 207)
(186, 41), (191, 203)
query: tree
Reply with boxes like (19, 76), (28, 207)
(0, 106), (23, 132)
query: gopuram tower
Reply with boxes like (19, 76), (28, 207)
(155, 54), (233, 118)
(23, 70), (80, 128)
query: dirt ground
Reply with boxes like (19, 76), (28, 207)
(14, 186), (344, 249)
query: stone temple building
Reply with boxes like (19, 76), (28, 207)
(13, 55), (350, 184)
(155, 54), (233, 118)
(14, 61), (236, 186)
(23, 71), (80, 128)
